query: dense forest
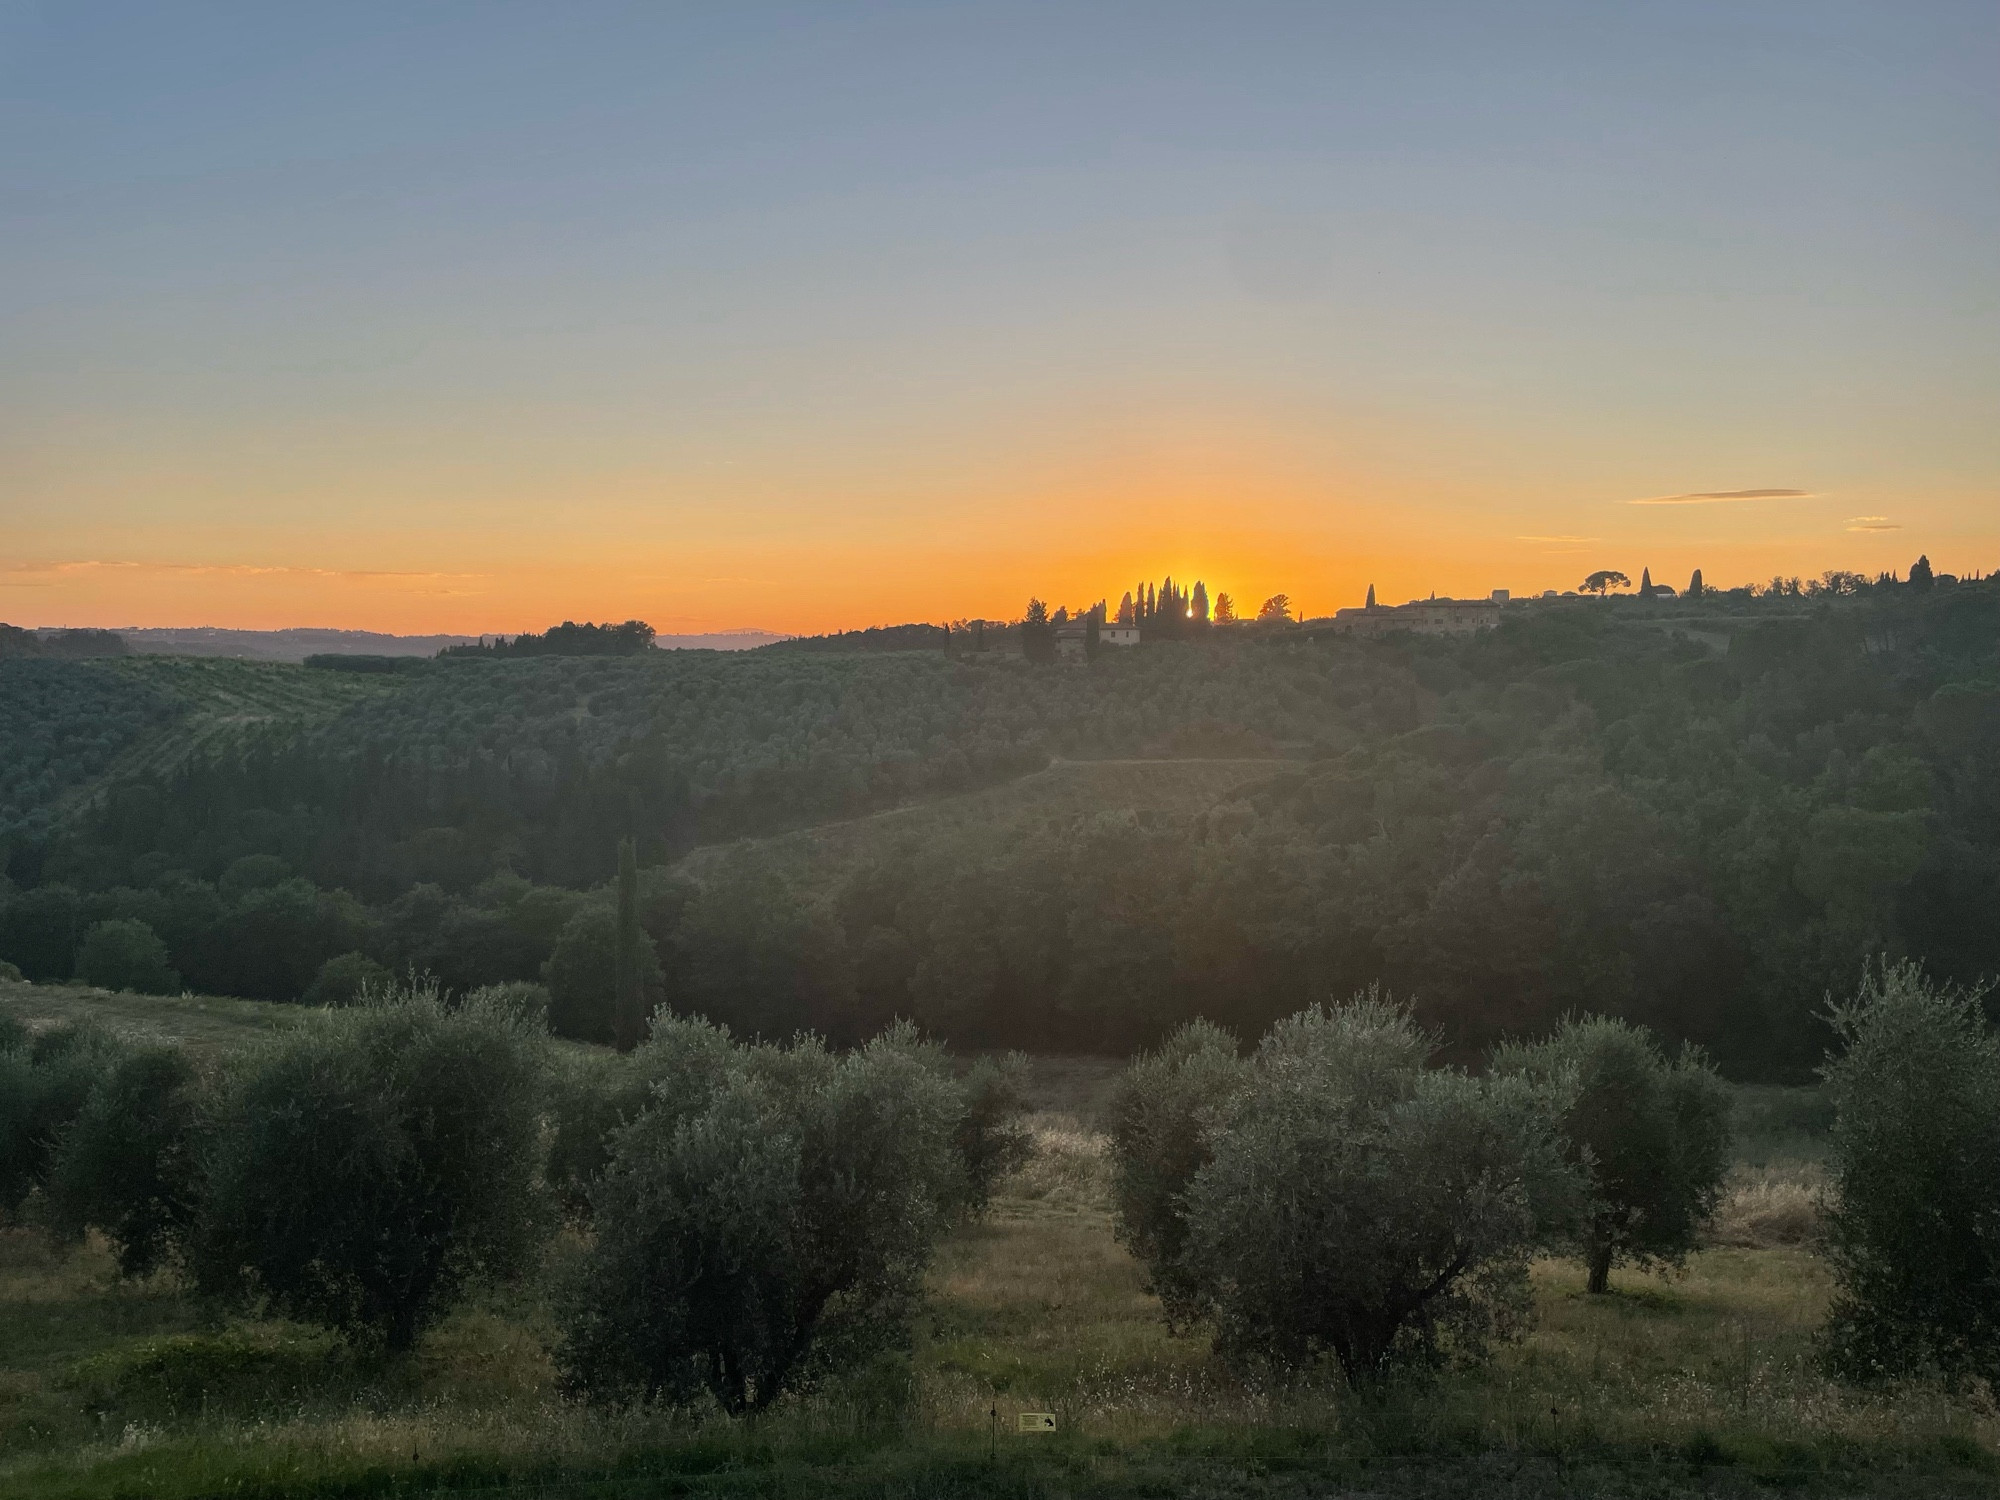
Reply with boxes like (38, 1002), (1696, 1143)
(2, 576), (1996, 1077)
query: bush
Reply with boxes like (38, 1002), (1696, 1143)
(0, 1021), (125, 1220)
(464, 980), (550, 1030)
(1122, 998), (1581, 1382)
(0, 959), (23, 983)
(1492, 1015), (1732, 1292)
(189, 982), (548, 1351)
(0, 883), (81, 981)
(1109, 1020), (1251, 1329)
(558, 1020), (964, 1412)
(300, 951), (391, 1008)
(1820, 960), (2000, 1389)
(43, 1045), (203, 1276)
(74, 918), (180, 996)
(545, 905), (662, 1043)
(950, 1052), (1034, 1217)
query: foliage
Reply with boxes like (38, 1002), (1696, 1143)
(949, 1052), (1035, 1216)
(1169, 999), (1582, 1381)
(3, 581), (1999, 1079)
(42, 1045), (204, 1277)
(1583, 570), (1632, 595)
(463, 979), (550, 1030)
(300, 950), (391, 1007)
(545, 902), (663, 1043)
(0, 623), (129, 658)
(1493, 1016), (1732, 1291)
(559, 1020), (968, 1412)
(613, 836), (645, 1052)
(189, 982), (548, 1350)
(439, 619), (656, 657)
(1819, 960), (2000, 1389)
(0, 1020), (125, 1220)
(1109, 1020), (1252, 1328)
(74, 917), (180, 995)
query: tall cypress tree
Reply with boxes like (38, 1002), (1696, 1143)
(613, 836), (643, 1053)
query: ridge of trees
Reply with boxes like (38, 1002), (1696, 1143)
(439, 620), (656, 658)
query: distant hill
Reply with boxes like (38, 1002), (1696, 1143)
(763, 623), (947, 653)
(116, 628), (479, 661)
(105, 627), (788, 661)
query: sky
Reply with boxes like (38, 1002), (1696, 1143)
(2, 1), (1995, 634)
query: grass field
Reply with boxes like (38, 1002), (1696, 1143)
(2, 988), (1993, 1497)
(0, 981), (303, 1054)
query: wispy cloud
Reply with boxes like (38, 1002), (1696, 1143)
(4, 560), (486, 583)
(1846, 517), (1901, 532)
(1627, 488), (1814, 506)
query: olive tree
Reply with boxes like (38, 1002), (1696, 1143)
(0, 1020), (125, 1221)
(43, 1044), (204, 1277)
(190, 983), (548, 1351)
(1115, 998), (1581, 1381)
(1492, 1016), (1732, 1293)
(1108, 1019), (1251, 1329)
(1820, 961), (2000, 1389)
(558, 1020), (967, 1412)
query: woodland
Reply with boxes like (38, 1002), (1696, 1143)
(1, 575), (1997, 1077)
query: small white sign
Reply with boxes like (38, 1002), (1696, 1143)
(1017, 1412), (1057, 1433)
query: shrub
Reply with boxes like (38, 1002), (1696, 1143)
(300, 951), (391, 1008)
(0, 959), (23, 983)
(1820, 960), (2000, 1389)
(558, 1020), (964, 1412)
(74, 918), (180, 995)
(1109, 1020), (1251, 1329)
(0, 1021), (125, 1219)
(1125, 998), (1581, 1382)
(949, 1052), (1034, 1216)
(545, 905), (661, 1044)
(189, 982), (548, 1351)
(0, 883), (81, 981)
(1492, 1015), (1732, 1292)
(465, 980), (550, 1030)
(43, 1045), (204, 1276)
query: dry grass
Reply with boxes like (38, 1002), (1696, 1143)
(1708, 1163), (1825, 1249)
(997, 1114), (1113, 1213)
(0, 981), (300, 1055)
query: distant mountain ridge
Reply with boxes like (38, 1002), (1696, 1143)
(88, 627), (788, 661)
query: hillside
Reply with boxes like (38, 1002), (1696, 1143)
(2, 580), (1997, 1074)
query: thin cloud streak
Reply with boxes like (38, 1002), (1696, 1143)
(4, 560), (488, 582)
(1846, 518), (1901, 532)
(1627, 488), (1815, 506)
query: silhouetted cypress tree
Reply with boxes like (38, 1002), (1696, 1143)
(1688, 569), (1703, 598)
(1910, 554), (1934, 591)
(614, 837), (643, 1053)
